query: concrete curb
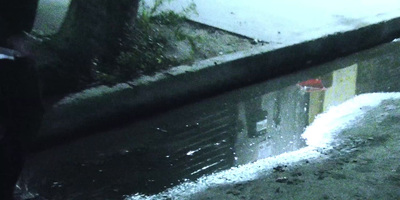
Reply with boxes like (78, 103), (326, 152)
(34, 17), (400, 150)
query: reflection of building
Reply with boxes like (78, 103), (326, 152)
(235, 85), (309, 165)
(242, 97), (268, 138)
(307, 42), (400, 123)
(308, 64), (358, 123)
(234, 41), (400, 169)
(234, 63), (363, 165)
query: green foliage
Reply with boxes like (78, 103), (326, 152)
(94, 0), (198, 84)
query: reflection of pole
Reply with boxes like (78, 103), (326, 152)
(272, 91), (283, 128)
(308, 91), (324, 124)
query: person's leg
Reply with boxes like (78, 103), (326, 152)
(0, 56), (42, 200)
(0, 136), (23, 200)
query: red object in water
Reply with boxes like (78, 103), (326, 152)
(297, 79), (326, 92)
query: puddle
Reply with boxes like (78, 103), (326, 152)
(20, 42), (400, 199)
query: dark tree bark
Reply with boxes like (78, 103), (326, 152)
(47, 0), (140, 90)
(0, 0), (38, 41)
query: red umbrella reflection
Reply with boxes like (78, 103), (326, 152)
(297, 79), (326, 92)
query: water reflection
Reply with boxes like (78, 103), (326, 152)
(233, 63), (359, 167)
(21, 42), (400, 199)
(235, 85), (308, 165)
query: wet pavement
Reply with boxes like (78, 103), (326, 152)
(16, 40), (400, 199)
(153, 0), (400, 46)
(36, 0), (400, 47)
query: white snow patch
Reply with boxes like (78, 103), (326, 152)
(126, 147), (320, 200)
(126, 92), (400, 200)
(302, 93), (400, 148)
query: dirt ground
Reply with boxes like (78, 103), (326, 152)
(156, 20), (264, 65)
(188, 99), (400, 200)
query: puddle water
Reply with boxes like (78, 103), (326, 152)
(20, 42), (400, 199)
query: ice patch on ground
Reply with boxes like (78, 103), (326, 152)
(126, 92), (400, 200)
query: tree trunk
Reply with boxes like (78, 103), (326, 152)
(53, 0), (140, 83)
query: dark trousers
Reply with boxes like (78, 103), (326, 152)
(0, 57), (43, 200)
(0, 135), (24, 200)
